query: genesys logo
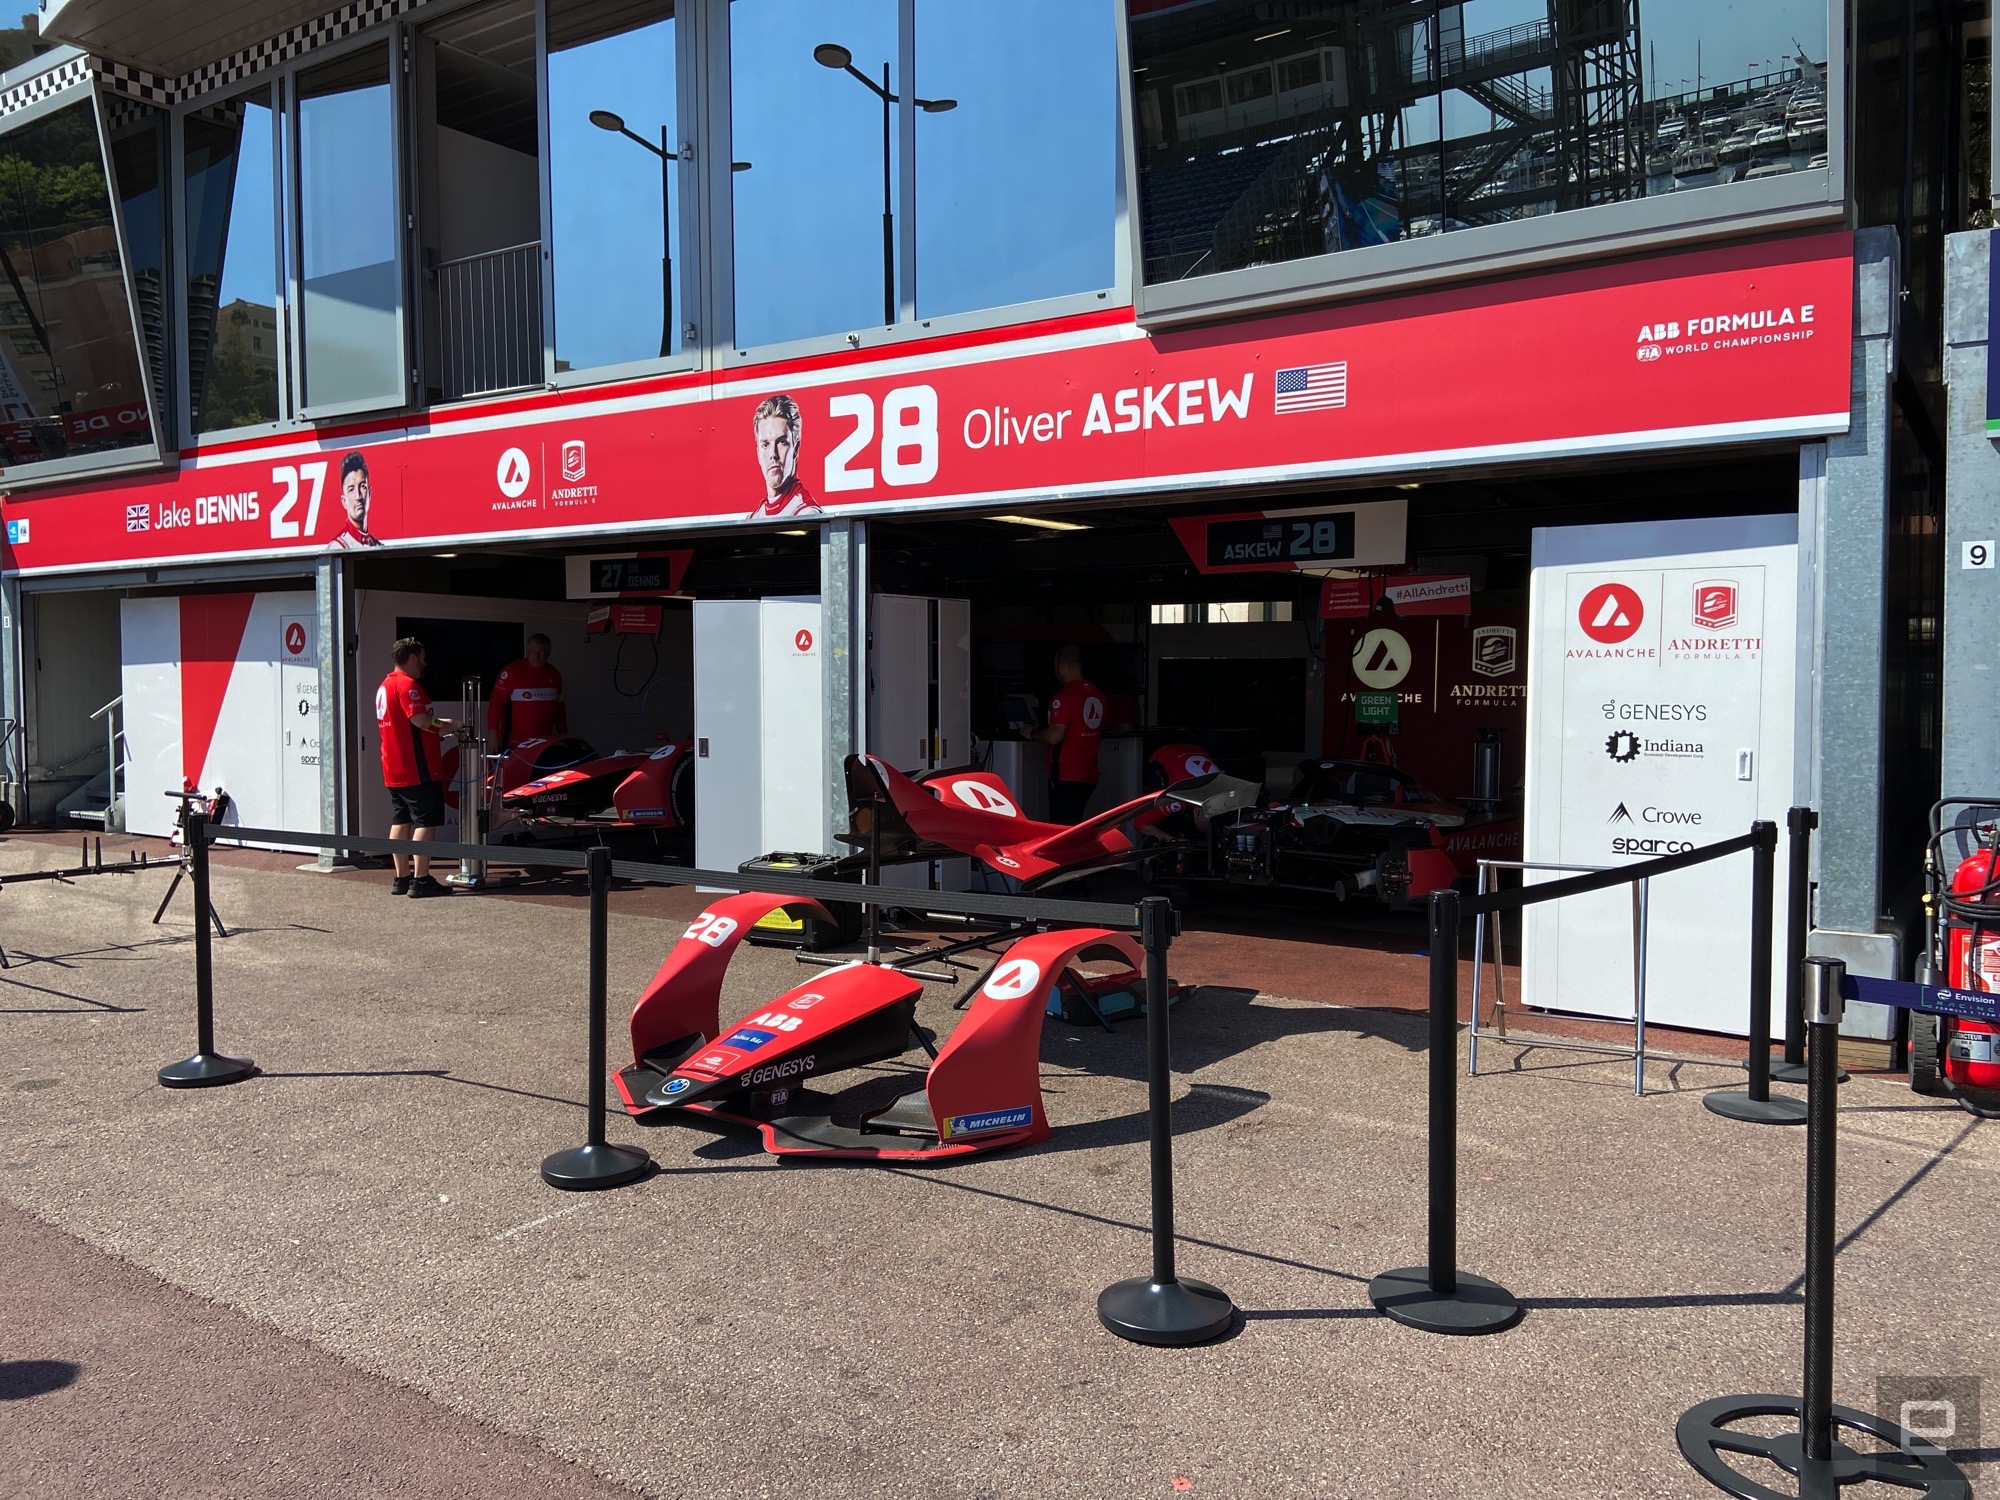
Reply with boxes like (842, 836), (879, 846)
(1599, 699), (1708, 723)
(1607, 802), (1703, 826)
(1576, 583), (1644, 645)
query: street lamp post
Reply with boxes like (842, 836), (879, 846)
(588, 108), (673, 358)
(812, 42), (955, 328)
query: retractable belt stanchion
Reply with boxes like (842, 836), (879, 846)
(541, 846), (653, 1191)
(1705, 821), (1807, 1125)
(1771, 807), (1847, 1089)
(156, 810), (256, 1089)
(1679, 957), (1969, 1499)
(1097, 895), (1236, 1346)
(1368, 887), (1522, 1335)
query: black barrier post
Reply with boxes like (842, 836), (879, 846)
(1678, 958), (1969, 1497)
(541, 847), (653, 1191)
(1705, 821), (1807, 1126)
(1368, 888), (1522, 1335)
(1097, 895), (1235, 1346)
(1771, 807), (1849, 1089)
(157, 811), (255, 1088)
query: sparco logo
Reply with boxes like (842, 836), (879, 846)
(1606, 731), (1641, 763)
(745, 1056), (816, 1086)
(1612, 836), (1695, 856)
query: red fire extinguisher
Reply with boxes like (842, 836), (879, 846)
(1917, 805), (2000, 1116)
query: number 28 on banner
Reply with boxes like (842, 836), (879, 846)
(824, 385), (939, 492)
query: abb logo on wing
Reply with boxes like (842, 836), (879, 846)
(1, 234), (1855, 575)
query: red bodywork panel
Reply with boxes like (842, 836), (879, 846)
(615, 888), (1150, 1162)
(863, 755), (1150, 884)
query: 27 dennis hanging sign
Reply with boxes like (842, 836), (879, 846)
(1, 232), (1853, 574)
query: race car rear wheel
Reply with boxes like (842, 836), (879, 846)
(669, 754), (696, 828)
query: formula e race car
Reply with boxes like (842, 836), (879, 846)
(493, 735), (694, 836)
(1162, 749), (1520, 909)
(613, 890), (1150, 1160)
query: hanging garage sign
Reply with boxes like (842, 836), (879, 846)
(1, 233), (1853, 575)
(1170, 499), (1406, 574)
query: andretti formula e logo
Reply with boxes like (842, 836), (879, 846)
(1691, 580), (1739, 630)
(1470, 625), (1517, 678)
(1577, 583), (1644, 644)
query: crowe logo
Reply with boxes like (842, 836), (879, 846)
(1577, 583), (1645, 644)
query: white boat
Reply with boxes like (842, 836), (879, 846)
(1752, 124), (1789, 151)
(1671, 142), (1718, 186)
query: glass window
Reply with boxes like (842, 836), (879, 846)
(417, 0), (541, 400)
(0, 98), (156, 470)
(912, 0), (1118, 322)
(730, 0), (899, 348)
(547, 0), (681, 374)
(297, 45), (402, 412)
(184, 86), (279, 434)
(108, 105), (170, 422)
(1130, 1), (1832, 285)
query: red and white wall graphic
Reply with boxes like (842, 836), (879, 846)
(121, 592), (322, 844)
(5, 233), (1854, 575)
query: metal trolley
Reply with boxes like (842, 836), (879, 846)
(1467, 857), (1655, 1095)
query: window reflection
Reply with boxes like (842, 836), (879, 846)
(731, 0), (898, 349)
(109, 106), (170, 422)
(0, 99), (155, 468)
(298, 45), (401, 411)
(548, 0), (680, 373)
(913, 0), (1116, 320)
(184, 86), (278, 433)
(1130, 0), (1831, 284)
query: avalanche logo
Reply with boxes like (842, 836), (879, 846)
(1577, 583), (1644, 644)
(982, 958), (1043, 1002)
(496, 446), (532, 499)
(1083, 696), (1105, 730)
(950, 780), (1018, 816)
(1605, 732), (1641, 764)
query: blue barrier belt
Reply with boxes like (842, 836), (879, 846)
(1841, 972), (2000, 1025)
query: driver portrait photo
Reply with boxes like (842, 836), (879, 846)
(331, 449), (382, 549)
(746, 393), (821, 522)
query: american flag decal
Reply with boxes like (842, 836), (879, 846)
(1274, 361), (1348, 414)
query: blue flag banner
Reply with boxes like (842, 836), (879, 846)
(1841, 973), (2000, 1026)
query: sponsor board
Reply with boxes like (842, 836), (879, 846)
(2, 234), (1853, 574)
(941, 1106), (1036, 1140)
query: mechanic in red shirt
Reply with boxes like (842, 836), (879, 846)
(376, 637), (456, 897)
(1033, 644), (1106, 824)
(488, 633), (566, 751)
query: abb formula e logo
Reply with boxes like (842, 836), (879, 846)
(1578, 583), (1645, 644)
(982, 958), (1043, 1002)
(1691, 580), (1739, 631)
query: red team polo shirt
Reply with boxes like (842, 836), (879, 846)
(488, 659), (565, 747)
(1046, 679), (1106, 784)
(376, 669), (445, 788)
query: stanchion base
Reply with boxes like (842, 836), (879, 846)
(1678, 1394), (1970, 1499)
(1764, 1058), (1849, 1086)
(1367, 1267), (1523, 1335)
(1097, 1276), (1235, 1347)
(157, 1052), (257, 1089)
(1704, 1090), (1809, 1125)
(540, 1141), (653, 1192)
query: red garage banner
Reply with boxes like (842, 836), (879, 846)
(0, 232), (1853, 575)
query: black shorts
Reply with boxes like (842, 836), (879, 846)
(388, 782), (445, 829)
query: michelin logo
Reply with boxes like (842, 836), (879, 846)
(942, 1106), (1034, 1139)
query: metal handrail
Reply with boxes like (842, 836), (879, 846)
(435, 240), (542, 401)
(88, 694), (122, 720)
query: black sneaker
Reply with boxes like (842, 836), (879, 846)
(390, 876), (411, 896)
(406, 875), (449, 898)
